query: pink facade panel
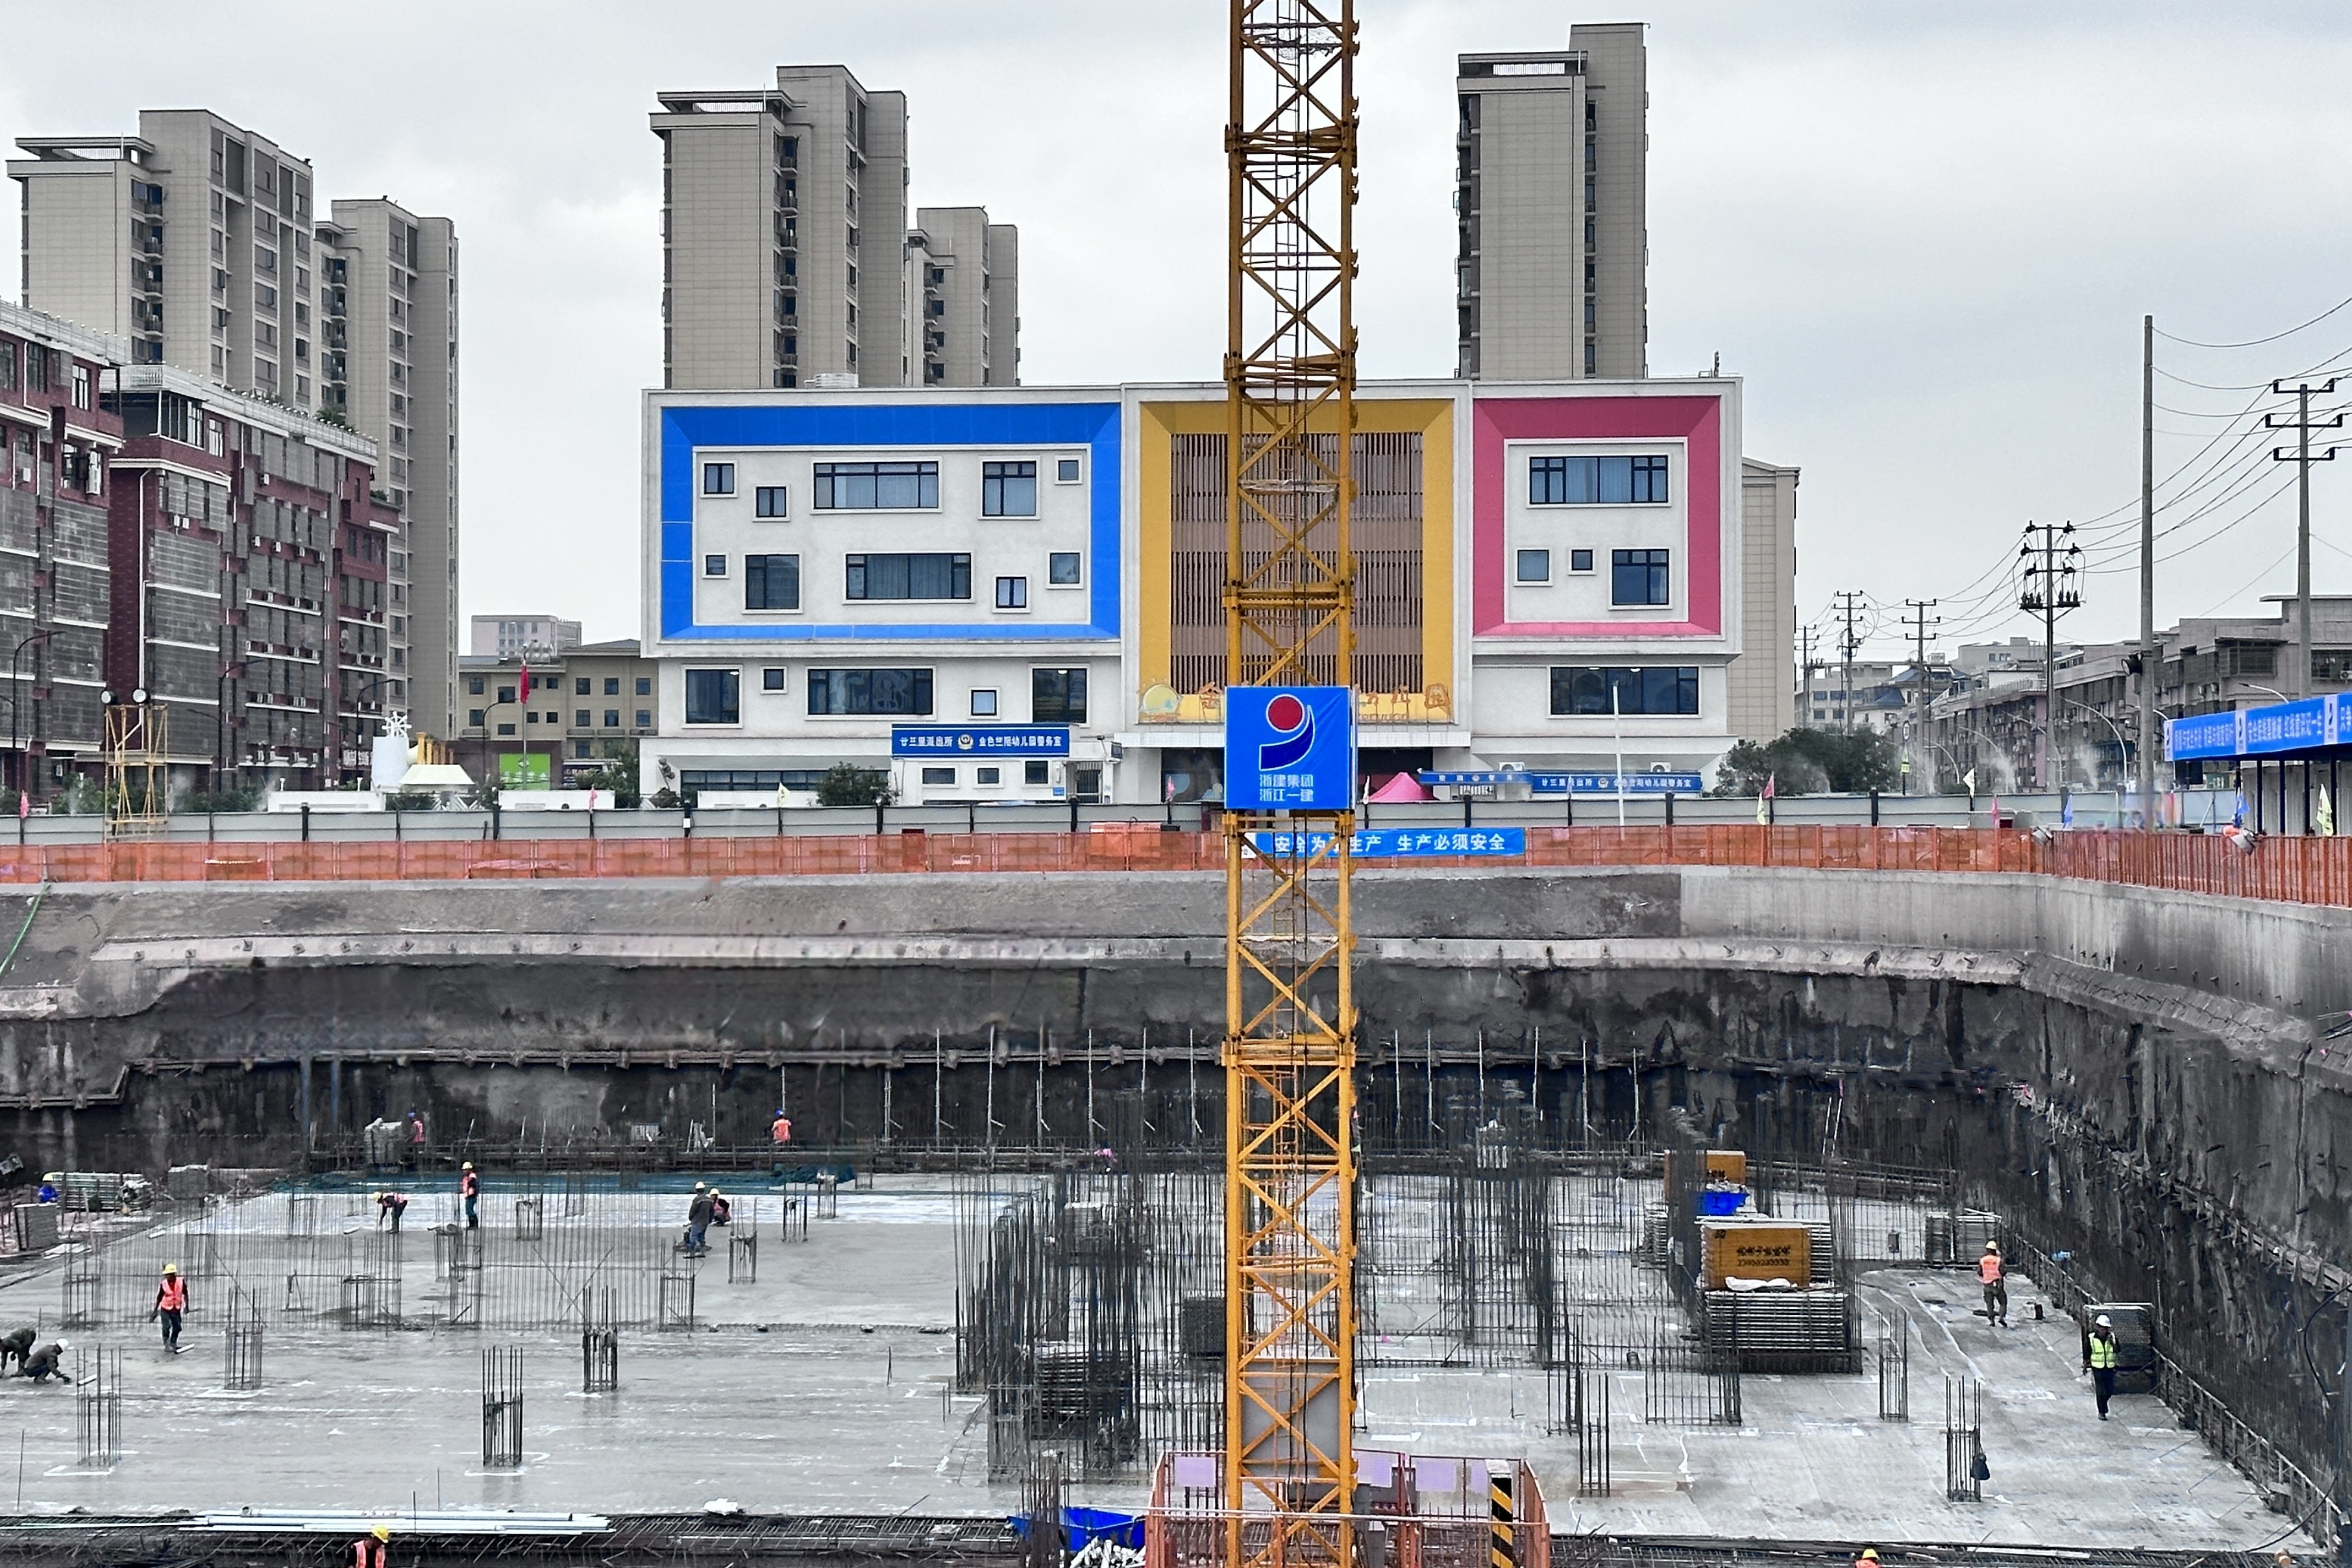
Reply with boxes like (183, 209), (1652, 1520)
(1471, 394), (1724, 638)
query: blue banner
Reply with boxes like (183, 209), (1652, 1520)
(891, 725), (1069, 757)
(1418, 770), (1704, 795)
(1225, 687), (1354, 811)
(1249, 827), (1527, 859)
(2166, 694), (2342, 763)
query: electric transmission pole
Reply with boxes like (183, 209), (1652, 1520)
(2267, 377), (2343, 698)
(1833, 592), (1865, 733)
(1797, 626), (1819, 724)
(2137, 315), (2156, 819)
(2018, 522), (2082, 790)
(1903, 599), (1939, 794)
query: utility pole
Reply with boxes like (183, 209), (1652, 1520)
(2018, 522), (2082, 790)
(1903, 599), (1939, 795)
(1796, 626), (1819, 724)
(1833, 591), (1865, 733)
(2137, 316), (2157, 820)
(2267, 377), (2343, 698)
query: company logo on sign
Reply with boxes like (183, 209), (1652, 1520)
(1258, 692), (1316, 772)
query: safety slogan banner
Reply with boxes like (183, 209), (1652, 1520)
(1248, 827), (1527, 859)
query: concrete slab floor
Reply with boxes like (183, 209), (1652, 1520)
(0, 1182), (2302, 1552)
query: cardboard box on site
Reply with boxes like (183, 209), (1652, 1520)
(1667, 1149), (1750, 1190)
(1700, 1220), (1811, 1288)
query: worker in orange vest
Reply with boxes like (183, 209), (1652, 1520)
(1978, 1243), (2009, 1328)
(771, 1110), (793, 1145)
(150, 1264), (188, 1354)
(460, 1162), (480, 1230)
(1854, 1550), (1880, 1568)
(352, 1523), (391, 1567)
(376, 1191), (409, 1232)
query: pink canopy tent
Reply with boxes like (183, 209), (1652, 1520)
(1366, 772), (1432, 803)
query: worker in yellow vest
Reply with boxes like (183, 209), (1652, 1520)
(2084, 1312), (2120, 1420)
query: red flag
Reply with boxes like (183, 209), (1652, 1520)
(14, 792), (25, 820)
(519, 661), (532, 699)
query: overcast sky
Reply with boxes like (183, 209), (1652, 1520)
(6, 1), (2351, 662)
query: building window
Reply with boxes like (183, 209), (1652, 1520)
(604, 678), (620, 695)
(1515, 549), (1550, 583)
(977, 766), (1001, 785)
(704, 554), (728, 578)
(807, 667), (934, 715)
(497, 723), (515, 736)
(685, 667), (741, 724)
(746, 554), (801, 610)
(1024, 759), (1050, 787)
(1569, 548), (1595, 573)
(920, 766), (956, 786)
(1048, 552), (1083, 586)
(469, 708), (485, 727)
(762, 667), (787, 691)
(970, 688), (998, 717)
(497, 685), (517, 704)
(574, 678), (591, 696)
(702, 461), (735, 496)
(982, 460), (1037, 517)
(1033, 667), (1088, 724)
(1055, 458), (1081, 484)
(755, 485), (789, 519)
(636, 677), (652, 696)
(70, 365), (90, 410)
(635, 709), (652, 727)
(811, 460), (938, 510)
(1528, 454), (1669, 506)
(1549, 667), (1699, 717)
(469, 676), (485, 695)
(1611, 548), (1671, 606)
(996, 576), (1028, 609)
(845, 552), (970, 600)
(574, 709), (591, 727)
(604, 709), (620, 728)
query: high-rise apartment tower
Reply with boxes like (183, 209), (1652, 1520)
(1455, 23), (1647, 380)
(653, 67), (1014, 390)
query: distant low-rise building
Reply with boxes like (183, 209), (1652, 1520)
(457, 637), (658, 790)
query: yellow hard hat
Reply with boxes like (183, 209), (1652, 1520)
(462, 1161), (474, 1170)
(162, 1264), (178, 1275)
(373, 1525), (393, 1541)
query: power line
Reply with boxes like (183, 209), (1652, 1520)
(2155, 290), (2352, 350)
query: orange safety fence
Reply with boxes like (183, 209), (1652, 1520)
(1, 825), (2349, 909)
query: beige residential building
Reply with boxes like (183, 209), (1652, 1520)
(1456, 23), (1647, 380)
(906, 208), (1018, 387)
(318, 200), (461, 739)
(10, 111), (461, 740)
(1733, 459), (1798, 742)
(654, 66), (1014, 391)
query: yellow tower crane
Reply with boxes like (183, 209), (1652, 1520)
(1221, 2), (1360, 1565)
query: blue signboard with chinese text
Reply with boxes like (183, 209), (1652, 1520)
(891, 726), (1070, 757)
(1250, 827), (1527, 859)
(2166, 695), (2343, 763)
(1225, 687), (1354, 811)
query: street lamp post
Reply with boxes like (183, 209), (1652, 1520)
(8, 630), (53, 805)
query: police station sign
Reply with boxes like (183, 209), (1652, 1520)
(1223, 686), (1354, 811)
(890, 726), (1070, 757)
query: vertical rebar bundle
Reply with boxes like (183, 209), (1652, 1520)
(580, 1288), (618, 1394)
(1944, 1374), (1984, 1502)
(73, 1347), (119, 1467)
(223, 1288), (263, 1391)
(482, 1345), (524, 1468)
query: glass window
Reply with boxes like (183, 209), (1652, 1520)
(635, 709), (652, 727)
(746, 554), (800, 610)
(1024, 759), (1050, 786)
(468, 708), (485, 726)
(704, 554), (728, 578)
(755, 485), (789, 519)
(996, 576), (1028, 609)
(1049, 552), (1083, 586)
(604, 709), (620, 727)
(702, 461), (735, 496)
(807, 667), (935, 715)
(977, 766), (1001, 785)
(970, 688), (998, 717)
(574, 709), (590, 727)
(1528, 454), (1671, 506)
(1033, 667), (1088, 724)
(1055, 458), (1081, 484)
(1611, 548), (1671, 606)
(1515, 549), (1550, 583)
(982, 460), (1037, 517)
(763, 667), (787, 691)
(1548, 666), (1700, 717)
(844, 552), (970, 600)
(683, 668), (740, 724)
(468, 676), (484, 694)
(496, 685), (516, 704)
(811, 461), (938, 509)
(920, 766), (955, 786)
(636, 677), (652, 696)
(1569, 548), (1595, 573)
(604, 678), (620, 695)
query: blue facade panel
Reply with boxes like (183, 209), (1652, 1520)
(656, 400), (1122, 643)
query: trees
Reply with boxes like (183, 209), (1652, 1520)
(816, 764), (896, 807)
(571, 739), (641, 807)
(1712, 726), (1902, 797)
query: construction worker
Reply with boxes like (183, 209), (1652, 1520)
(376, 1191), (409, 1232)
(1978, 1243), (2008, 1327)
(151, 1263), (189, 1353)
(2085, 1312), (2120, 1419)
(771, 1110), (792, 1145)
(0, 1325), (34, 1375)
(18, 1340), (69, 1384)
(460, 1162), (480, 1230)
(683, 1182), (714, 1255)
(709, 1188), (732, 1228)
(406, 1112), (426, 1170)
(1854, 1550), (1880, 1568)
(352, 1523), (391, 1567)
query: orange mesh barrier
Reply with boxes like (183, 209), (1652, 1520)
(0, 826), (2336, 907)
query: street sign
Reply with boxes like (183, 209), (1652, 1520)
(890, 725), (1070, 757)
(1225, 686), (1354, 811)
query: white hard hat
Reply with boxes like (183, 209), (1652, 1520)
(2095, 1313), (2112, 1327)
